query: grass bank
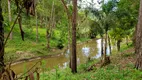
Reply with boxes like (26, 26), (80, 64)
(38, 45), (140, 80)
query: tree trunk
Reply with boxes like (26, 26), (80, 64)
(126, 36), (128, 46)
(0, 0), (4, 74)
(104, 32), (107, 60)
(101, 36), (104, 57)
(60, 0), (72, 68)
(134, 25), (137, 53)
(117, 40), (121, 51)
(108, 35), (111, 54)
(47, 1), (54, 49)
(102, 32), (111, 66)
(8, 0), (12, 40)
(36, 12), (38, 42)
(71, 0), (77, 73)
(46, 30), (50, 49)
(40, 17), (43, 28)
(135, 0), (142, 70)
(18, 14), (25, 41)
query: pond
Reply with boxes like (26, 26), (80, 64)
(11, 39), (114, 74)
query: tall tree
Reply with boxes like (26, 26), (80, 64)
(60, 0), (72, 68)
(71, 0), (77, 73)
(102, 0), (116, 60)
(0, 0), (4, 74)
(135, 0), (142, 70)
(36, 11), (38, 42)
(47, 0), (55, 49)
(113, 0), (139, 51)
(8, 0), (12, 40)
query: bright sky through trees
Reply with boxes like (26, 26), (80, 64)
(79, 0), (108, 9)
(78, 0), (101, 9)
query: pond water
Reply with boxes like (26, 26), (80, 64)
(11, 39), (114, 74)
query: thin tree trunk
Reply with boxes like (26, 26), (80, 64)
(126, 36), (128, 46)
(104, 32), (107, 60)
(36, 12), (38, 42)
(0, 0), (4, 74)
(18, 14), (25, 41)
(47, 21), (50, 49)
(134, 25), (137, 53)
(47, 1), (54, 49)
(8, 0), (12, 40)
(117, 40), (121, 51)
(51, 5), (55, 37)
(108, 35), (111, 54)
(71, 0), (77, 73)
(46, 29), (50, 48)
(60, 0), (72, 68)
(101, 36), (104, 57)
(135, 0), (142, 70)
(40, 17), (43, 28)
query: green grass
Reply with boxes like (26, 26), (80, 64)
(38, 44), (140, 80)
(39, 58), (141, 80)
(120, 42), (133, 52)
(4, 26), (54, 62)
(39, 60), (142, 80)
(4, 25), (91, 62)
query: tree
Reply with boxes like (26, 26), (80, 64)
(93, 12), (105, 57)
(135, 0), (142, 70)
(108, 34), (111, 54)
(109, 0), (139, 51)
(0, 0), (4, 74)
(47, 1), (55, 49)
(8, 0), (12, 40)
(36, 11), (38, 42)
(71, 0), (77, 73)
(102, 0), (117, 60)
(60, 0), (72, 68)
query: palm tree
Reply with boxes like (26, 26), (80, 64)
(90, 0), (116, 63)
(92, 10), (115, 58)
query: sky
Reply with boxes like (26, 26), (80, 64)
(78, 0), (101, 9)
(78, 0), (108, 9)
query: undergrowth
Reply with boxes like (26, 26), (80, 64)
(39, 61), (142, 80)
(38, 45), (141, 80)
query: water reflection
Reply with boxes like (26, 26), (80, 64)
(95, 39), (102, 58)
(63, 62), (68, 69)
(94, 39), (111, 59)
(82, 47), (90, 57)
